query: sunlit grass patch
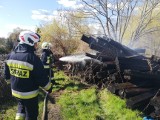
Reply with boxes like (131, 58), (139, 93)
(98, 89), (143, 120)
(57, 87), (102, 120)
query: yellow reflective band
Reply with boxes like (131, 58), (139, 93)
(6, 80), (11, 84)
(44, 82), (52, 90)
(12, 89), (39, 99)
(44, 65), (50, 68)
(10, 68), (29, 78)
(46, 57), (50, 63)
(15, 113), (25, 120)
(6, 60), (33, 70)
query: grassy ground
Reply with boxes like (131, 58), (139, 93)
(0, 91), (45, 120)
(53, 71), (143, 120)
(0, 70), (143, 120)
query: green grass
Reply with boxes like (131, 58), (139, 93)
(98, 90), (142, 120)
(0, 70), (143, 120)
(53, 71), (143, 120)
(57, 87), (102, 120)
(57, 88), (143, 120)
(0, 98), (17, 120)
(0, 93), (45, 120)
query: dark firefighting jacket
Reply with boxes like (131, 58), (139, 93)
(4, 44), (52, 99)
(41, 49), (54, 69)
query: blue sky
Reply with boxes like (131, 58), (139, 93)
(0, 0), (78, 38)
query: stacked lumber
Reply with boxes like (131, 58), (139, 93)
(80, 34), (160, 119)
(59, 34), (160, 119)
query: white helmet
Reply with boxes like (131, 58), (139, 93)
(48, 42), (52, 49)
(19, 31), (40, 46)
(41, 42), (49, 49)
(41, 42), (52, 49)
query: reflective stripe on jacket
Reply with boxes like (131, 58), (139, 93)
(4, 44), (52, 99)
(15, 113), (25, 120)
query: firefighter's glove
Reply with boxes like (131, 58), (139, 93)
(47, 85), (53, 93)
(5, 79), (11, 85)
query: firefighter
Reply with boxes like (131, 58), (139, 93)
(4, 31), (53, 120)
(41, 42), (55, 84)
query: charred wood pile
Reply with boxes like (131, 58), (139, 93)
(59, 34), (160, 119)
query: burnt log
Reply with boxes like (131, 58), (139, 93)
(96, 53), (115, 61)
(123, 75), (154, 88)
(124, 70), (160, 88)
(118, 88), (152, 99)
(115, 57), (151, 72)
(107, 82), (138, 94)
(150, 93), (160, 109)
(89, 43), (117, 59)
(150, 95), (160, 119)
(126, 90), (157, 109)
(81, 34), (145, 59)
(85, 52), (98, 59)
(102, 61), (116, 71)
(96, 71), (108, 79)
(86, 52), (114, 61)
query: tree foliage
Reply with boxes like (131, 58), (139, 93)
(78, 0), (160, 45)
(0, 37), (7, 54)
(38, 12), (92, 56)
(5, 27), (26, 52)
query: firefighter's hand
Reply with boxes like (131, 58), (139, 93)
(5, 79), (11, 85)
(47, 86), (53, 93)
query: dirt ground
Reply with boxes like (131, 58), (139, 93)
(46, 91), (63, 120)
(47, 102), (62, 120)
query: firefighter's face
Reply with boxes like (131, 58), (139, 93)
(34, 43), (38, 49)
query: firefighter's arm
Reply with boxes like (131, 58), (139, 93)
(4, 60), (11, 84)
(41, 52), (47, 64)
(34, 56), (53, 93)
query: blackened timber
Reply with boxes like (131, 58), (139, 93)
(97, 37), (140, 57)
(124, 70), (160, 87)
(81, 34), (146, 59)
(96, 71), (108, 79)
(150, 95), (160, 109)
(90, 43), (118, 59)
(107, 82), (138, 94)
(85, 52), (114, 62)
(123, 75), (153, 87)
(118, 88), (152, 99)
(108, 73), (122, 82)
(96, 53), (115, 61)
(102, 61), (116, 70)
(85, 53), (97, 59)
(116, 57), (151, 72)
(96, 36), (142, 58)
(81, 35), (96, 44)
(126, 90), (157, 109)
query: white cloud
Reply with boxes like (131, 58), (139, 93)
(31, 9), (58, 21)
(0, 5), (3, 8)
(6, 24), (36, 31)
(0, 24), (37, 38)
(57, 0), (82, 9)
(58, 0), (76, 7)
(31, 1), (83, 22)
